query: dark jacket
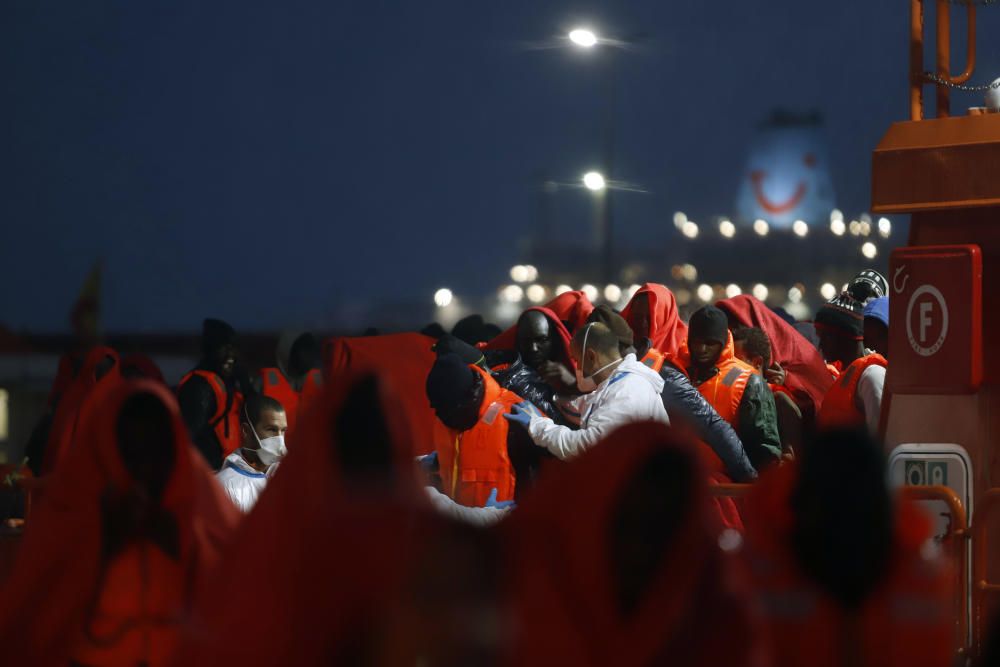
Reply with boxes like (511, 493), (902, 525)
(177, 363), (256, 470)
(659, 363), (758, 482)
(485, 351), (565, 426)
(736, 373), (783, 469)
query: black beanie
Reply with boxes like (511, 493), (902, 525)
(432, 334), (486, 367)
(587, 304), (634, 348)
(426, 353), (476, 410)
(451, 314), (487, 345)
(202, 318), (236, 356)
(688, 306), (729, 345)
(814, 292), (864, 340)
(848, 270), (888, 305)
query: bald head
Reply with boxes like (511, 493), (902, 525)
(571, 322), (621, 379)
(516, 310), (553, 370)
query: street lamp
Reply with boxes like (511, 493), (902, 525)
(582, 171), (606, 191)
(568, 28), (598, 48)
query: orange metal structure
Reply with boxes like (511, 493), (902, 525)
(873, 0), (1000, 658)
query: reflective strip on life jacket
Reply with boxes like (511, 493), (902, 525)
(640, 348), (665, 373)
(696, 361), (753, 428)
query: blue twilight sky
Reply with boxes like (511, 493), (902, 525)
(2, 1), (997, 332)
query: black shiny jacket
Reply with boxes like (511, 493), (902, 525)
(484, 350), (567, 426)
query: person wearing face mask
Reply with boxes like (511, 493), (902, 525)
(216, 394), (288, 513)
(505, 322), (669, 461)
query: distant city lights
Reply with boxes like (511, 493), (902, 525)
(849, 220), (861, 236)
(555, 284), (573, 296)
(753, 219), (769, 236)
(681, 221), (699, 239)
(830, 218), (846, 236)
(719, 219), (736, 239)
(510, 265), (529, 282)
(434, 288), (453, 308)
(820, 282), (837, 300)
(500, 284), (524, 303)
(725, 283), (742, 298)
(526, 284), (546, 303)
(604, 284), (622, 302)
(861, 242), (877, 259)
(582, 171), (606, 191)
(696, 284), (714, 302)
(830, 208), (844, 223)
(673, 211), (688, 229)
(878, 217), (891, 238)
(580, 284), (599, 301)
(792, 220), (809, 237)
(788, 286), (803, 304)
(752, 283), (768, 301)
(681, 264), (697, 281)
(626, 284), (642, 300)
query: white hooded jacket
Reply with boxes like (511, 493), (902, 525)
(216, 450), (270, 513)
(526, 353), (670, 461)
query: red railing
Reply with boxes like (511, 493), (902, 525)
(972, 488), (1000, 657)
(900, 485), (969, 656)
(910, 0), (978, 120)
(709, 482), (971, 656)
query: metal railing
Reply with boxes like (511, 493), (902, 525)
(900, 484), (969, 656)
(972, 488), (1000, 657)
(911, 0), (979, 120)
(709, 482), (972, 656)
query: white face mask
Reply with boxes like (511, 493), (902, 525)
(575, 324), (622, 393)
(245, 408), (287, 466)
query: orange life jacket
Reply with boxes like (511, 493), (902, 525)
(817, 354), (887, 430)
(687, 333), (755, 428)
(434, 365), (520, 507)
(178, 371), (243, 458)
(639, 347), (666, 373)
(743, 467), (953, 667)
(258, 368), (323, 433)
(259, 367), (300, 427)
(298, 369), (323, 421)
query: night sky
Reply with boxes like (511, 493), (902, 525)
(3, 1), (996, 333)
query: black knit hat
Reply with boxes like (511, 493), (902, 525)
(587, 304), (634, 348)
(688, 306), (729, 345)
(432, 334), (486, 367)
(202, 318), (236, 356)
(848, 270), (888, 305)
(426, 353), (476, 410)
(814, 292), (864, 340)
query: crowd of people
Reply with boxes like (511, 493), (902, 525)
(1, 268), (992, 666)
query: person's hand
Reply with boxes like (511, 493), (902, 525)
(503, 401), (542, 428)
(417, 451), (439, 473)
(539, 361), (576, 390)
(485, 488), (515, 510)
(765, 362), (786, 386)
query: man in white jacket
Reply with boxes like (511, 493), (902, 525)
(505, 322), (669, 460)
(216, 394), (288, 512)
